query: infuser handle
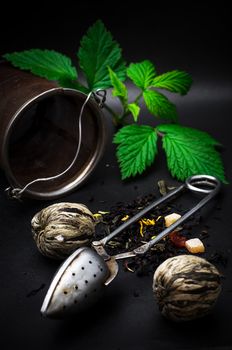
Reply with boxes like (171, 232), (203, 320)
(132, 175), (221, 256)
(94, 183), (186, 247)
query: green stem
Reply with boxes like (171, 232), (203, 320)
(155, 128), (165, 137)
(120, 91), (144, 122)
(104, 103), (117, 117)
(104, 91), (144, 126)
(104, 103), (121, 125)
(134, 91), (143, 104)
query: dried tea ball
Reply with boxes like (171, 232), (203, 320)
(31, 202), (96, 260)
(152, 255), (221, 322)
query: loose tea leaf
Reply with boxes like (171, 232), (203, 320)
(95, 193), (190, 275)
(95, 192), (226, 276)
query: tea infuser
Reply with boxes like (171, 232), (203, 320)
(41, 174), (221, 318)
(5, 89), (107, 200)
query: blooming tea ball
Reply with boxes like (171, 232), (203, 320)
(31, 202), (96, 260)
(152, 255), (221, 321)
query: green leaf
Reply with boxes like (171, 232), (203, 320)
(143, 89), (178, 122)
(127, 103), (140, 122)
(157, 124), (226, 183)
(157, 124), (221, 146)
(113, 124), (158, 179)
(77, 20), (126, 90)
(127, 60), (156, 90)
(4, 49), (77, 81)
(58, 78), (90, 93)
(152, 70), (192, 95)
(108, 67), (128, 105)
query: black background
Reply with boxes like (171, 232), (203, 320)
(0, 1), (232, 349)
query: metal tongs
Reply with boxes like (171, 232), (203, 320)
(41, 175), (221, 318)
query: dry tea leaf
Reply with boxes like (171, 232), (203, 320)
(153, 255), (221, 321)
(31, 202), (96, 260)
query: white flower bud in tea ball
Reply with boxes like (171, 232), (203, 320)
(31, 202), (96, 260)
(152, 255), (221, 322)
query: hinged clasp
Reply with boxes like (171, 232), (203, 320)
(5, 187), (23, 200)
(93, 89), (107, 108)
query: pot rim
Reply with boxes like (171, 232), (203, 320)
(2, 87), (106, 199)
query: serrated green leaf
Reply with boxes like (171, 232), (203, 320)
(143, 89), (178, 122)
(127, 60), (156, 90)
(158, 124), (226, 183)
(113, 124), (158, 179)
(108, 67), (128, 105)
(127, 103), (140, 122)
(4, 49), (77, 81)
(152, 70), (192, 95)
(58, 78), (90, 93)
(157, 124), (221, 146)
(77, 20), (126, 90)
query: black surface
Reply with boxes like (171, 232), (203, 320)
(1, 3), (232, 350)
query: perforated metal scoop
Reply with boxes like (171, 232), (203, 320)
(41, 175), (221, 318)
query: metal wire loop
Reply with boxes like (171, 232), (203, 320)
(4, 91), (94, 200)
(186, 174), (221, 194)
(5, 187), (23, 200)
(93, 89), (107, 108)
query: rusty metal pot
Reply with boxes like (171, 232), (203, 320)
(0, 63), (106, 200)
